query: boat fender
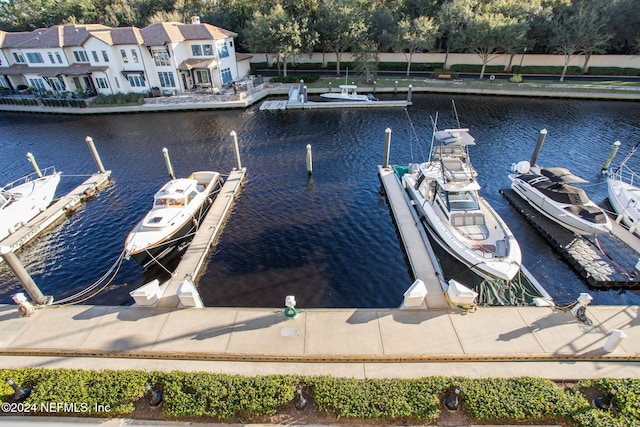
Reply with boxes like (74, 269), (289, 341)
(207, 197), (213, 204)
(284, 306), (297, 319)
(192, 218), (199, 228)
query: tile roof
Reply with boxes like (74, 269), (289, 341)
(235, 52), (253, 61)
(179, 23), (237, 40)
(177, 58), (217, 70)
(140, 22), (185, 46)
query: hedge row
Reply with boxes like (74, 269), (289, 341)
(1, 369), (639, 426)
(93, 93), (144, 105)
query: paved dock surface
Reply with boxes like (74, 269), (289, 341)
(1, 303), (638, 379)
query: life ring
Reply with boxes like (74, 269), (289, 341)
(284, 306), (297, 319)
(489, 75), (495, 81)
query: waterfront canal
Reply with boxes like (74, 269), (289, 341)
(1, 93), (639, 307)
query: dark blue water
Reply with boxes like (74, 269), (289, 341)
(1, 94), (639, 308)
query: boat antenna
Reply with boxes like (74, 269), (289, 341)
(619, 140), (640, 169)
(452, 99), (461, 128)
(404, 109), (423, 163)
(428, 112), (439, 163)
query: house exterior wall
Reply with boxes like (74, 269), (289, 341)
(0, 20), (245, 96)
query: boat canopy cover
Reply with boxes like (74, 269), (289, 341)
(541, 167), (588, 183)
(433, 129), (476, 147)
(519, 173), (590, 205)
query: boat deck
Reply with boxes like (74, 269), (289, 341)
(0, 171), (111, 253)
(378, 165), (449, 309)
(157, 168), (246, 307)
(501, 188), (640, 288)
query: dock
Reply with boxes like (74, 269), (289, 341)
(156, 168), (247, 307)
(378, 165), (448, 309)
(501, 188), (640, 288)
(0, 171), (111, 253)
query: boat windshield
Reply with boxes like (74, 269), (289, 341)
(447, 191), (480, 211)
(155, 197), (185, 207)
(0, 192), (8, 209)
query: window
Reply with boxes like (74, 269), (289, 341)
(114, 77), (120, 88)
(72, 77), (81, 90)
(55, 52), (63, 63)
(49, 77), (66, 91)
(120, 49), (128, 63)
(28, 78), (46, 91)
(151, 48), (170, 66)
(95, 77), (109, 89)
(195, 70), (210, 84)
(26, 52), (44, 63)
(203, 44), (213, 55)
(12, 52), (25, 63)
(48, 52), (55, 64)
(191, 45), (203, 56)
(131, 49), (138, 63)
(92, 51), (99, 62)
(217, 42), (229, 58)
(221, 67), (233, 84)
(73, 50), (88, 62)
(0, 76), (10, 89)
(158, 71), (175, 87)
(128, 75), (145, 87)
(102, 51), (109, 62)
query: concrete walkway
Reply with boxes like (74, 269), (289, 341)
(0, 303), (638, 379)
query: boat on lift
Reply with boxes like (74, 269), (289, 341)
(606, 141), (640, 234)
(0, 164), (61, 241)
(320, 85), (376, 102)
(399, 127), (522, 281)
(124, 171), (223, 269)
(509, 161), (611, 235)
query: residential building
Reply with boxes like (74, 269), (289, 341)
(0, 17), (250, 96)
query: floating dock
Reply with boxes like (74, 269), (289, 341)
(0, 171), (111, 254)
(501, 188), (640, 288)
(156, 168), (247, 308)
(378, 165), (449, 309)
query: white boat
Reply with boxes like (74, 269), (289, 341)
(0, 166), (61, 241)
(124, 171), (223, 269)
(510, 161), (611, 235)
(320, 85), (376, 102)
(400, 128), (522, 281)
(607, 142), (640, 234)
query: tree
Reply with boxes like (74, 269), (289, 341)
(449, 12), (525, 79)
(352, 39), (379, 82)
(316, 0), (368, 75)
(244, 4), (317, 77)
(395, 15), (438, 75)
(550, 3), (613, 81)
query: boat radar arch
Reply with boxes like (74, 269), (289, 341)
(512, 160), (530, 174)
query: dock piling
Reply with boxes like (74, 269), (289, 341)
(26, 153), (43, 178)
(231, 131), (242, 170)
(407, 85), (413, 103)
(162, 147), (175, 179)
(529, 129), (547, 167)
(85, 136), (106, 174)
(306, 144), (313, 175)
(383, 128), (392, 168)
(602, 140), (622, 172)
(1, 246), (51, 306)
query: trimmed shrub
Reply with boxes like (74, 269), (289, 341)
(587, 67), (640, 76)
(450, 64), (505, 73)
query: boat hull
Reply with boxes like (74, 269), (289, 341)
(0, 170), (61, 241)
(125, 171), (221, 269)
(402, 170), (521, 281)
(607, 177), (640, 233)
(510, 175), (611, 235)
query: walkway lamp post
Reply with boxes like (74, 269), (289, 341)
(518, 47), (527, 74)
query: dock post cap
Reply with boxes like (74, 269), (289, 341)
(385, 128), (392, 133)
(162, 147), (168, 153)
(0, 245), (12, 255)
(85, 136), (93, 142)
(614, 140), (622, 146)
(539, 129), (547, 134)
(230, 130), (237, 136)
(26, 152), (33, 158)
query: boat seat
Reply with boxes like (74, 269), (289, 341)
(452, 212), (485, 227)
